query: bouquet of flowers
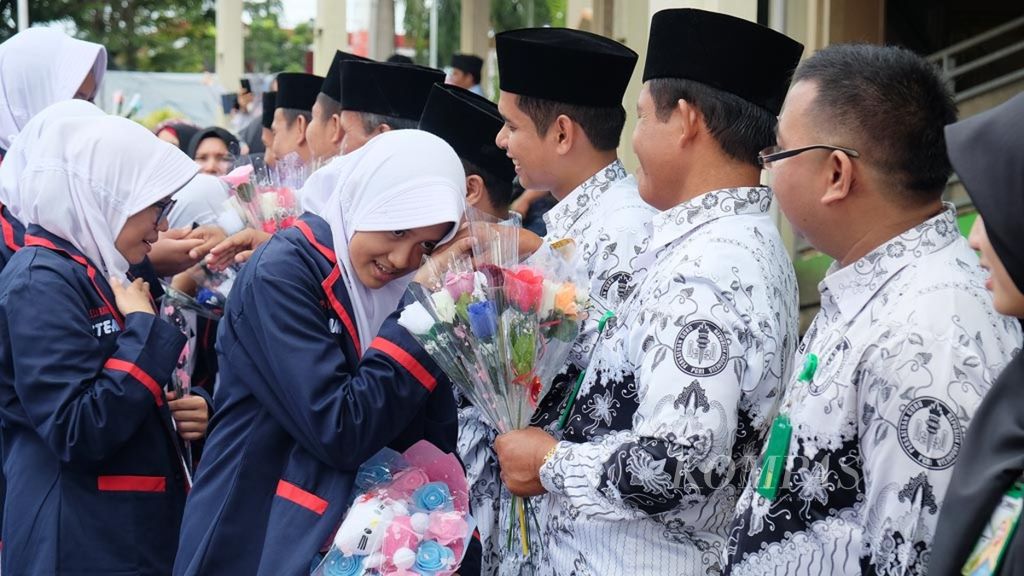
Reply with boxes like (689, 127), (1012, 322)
(221, 154), (305, 234)
(311, 441), (475, 576)
(397, 214), (586, 560)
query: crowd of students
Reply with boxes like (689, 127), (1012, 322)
(0, 7), (1022, 576)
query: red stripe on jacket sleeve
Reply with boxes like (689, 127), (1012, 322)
(276, 480), (329, 515)
(369, 337), (437, 392)
(104, 358), (165, 407)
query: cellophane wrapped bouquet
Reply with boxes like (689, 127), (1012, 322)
(222, 153), (306, 234)
(311, 441), (475, 576)
(397, 212), (587, 562)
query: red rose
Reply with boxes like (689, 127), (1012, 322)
(504, 266), (545, 313)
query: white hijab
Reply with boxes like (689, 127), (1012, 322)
(0, 99), (104, 218)
(301, 130), (466, 351)
(9, 102), (198, 280)
(0, 28), (107, 150)
(167, 173), (234, 231)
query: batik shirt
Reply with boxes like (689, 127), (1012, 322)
(724, 205), (1023, 576)
(458, 159), (656, 575)
(537, 187), (799, 575)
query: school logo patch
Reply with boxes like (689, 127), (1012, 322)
(897, 397), (963, 470)
(599, 271), (634, 303)
(673, 321), (728, 377)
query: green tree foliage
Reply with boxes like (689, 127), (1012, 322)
(0, 0), (311, 73)
(244, 0), (313, 73)
(402, 0), (566, 68)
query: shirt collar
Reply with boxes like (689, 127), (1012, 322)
(819, 203), (962, 320)
(543, 159), (628, 238)
(650, 186), (774, 250)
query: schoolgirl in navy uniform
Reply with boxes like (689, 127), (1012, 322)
(175, 130), (472, 575)
(0, 106), (208, 575)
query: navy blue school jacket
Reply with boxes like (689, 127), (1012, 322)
(0, 227), (189, 575)
(174, 213), (461, 576)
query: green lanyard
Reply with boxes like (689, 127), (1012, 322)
(557, 311), (616, 430)
(756, 353), (818, 501)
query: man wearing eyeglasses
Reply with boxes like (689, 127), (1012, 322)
(493, 10), (803, 574)
(723, 44), (1022, 575)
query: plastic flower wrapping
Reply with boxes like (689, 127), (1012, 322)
(311, 441), (475, 576)
(159, 284), (223, 478)
(397, 211), (587, 561)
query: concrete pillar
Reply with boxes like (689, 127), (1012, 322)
(459, 0), (490, 57)
(567, 0), (595, 30)
(215, 0), (245, 93)
(314, 0), (349, 75)
(369, 0), (396, 61)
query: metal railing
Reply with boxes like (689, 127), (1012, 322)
(928, 15), (1024, 102)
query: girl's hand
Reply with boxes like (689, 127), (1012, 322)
(110, 277), (154, 316)
(166, 390), (209, 441)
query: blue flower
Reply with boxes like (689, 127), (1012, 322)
(321, 549), (363, 576)
(413, 541), (456, 575)
(354, 463), (392, 491)
(411, 482), (453, 512)
(467, 300), (498, 341)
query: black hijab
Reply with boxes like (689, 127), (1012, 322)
(930, 92), (1024, 575)
(186, 126), (241, 160)
(156, 122), (200, 154)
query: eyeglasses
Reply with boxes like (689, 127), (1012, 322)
(153, 198), (177, 224)
(758, 144), (860, 169)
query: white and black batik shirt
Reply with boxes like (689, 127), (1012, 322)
(457, 160), (655, 575)
(536, 187), (799, 575)
(724, 205), (1023, 576)
(530, 159), (657, 430)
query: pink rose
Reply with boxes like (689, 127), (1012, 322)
(220, 164), (253, 188)
(387, 468), (430, 501)
(382, 516), (421, 560)
(426, 511), (469, 545)
(443, 271), (475, 301)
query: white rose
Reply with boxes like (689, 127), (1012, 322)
(431, 290), (457, 323)
(539, 279), (557, 318)
(397, 301), (435, 335)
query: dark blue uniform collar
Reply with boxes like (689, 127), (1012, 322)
(24, 225), (124, 327)
(293, 212), (336, 263)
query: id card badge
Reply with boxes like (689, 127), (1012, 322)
(963, 480), (1024, 576)
(756, 413), (792, 501)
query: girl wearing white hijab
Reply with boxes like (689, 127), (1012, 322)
(0, 111), (205, 575)
(0, 28), (107, 154)
(175, 130), (468, 576)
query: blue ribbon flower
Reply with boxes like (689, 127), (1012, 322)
(411, 482), (453, 512)
(354, 463), (393, 491)
(467, 300), (498, 341)
(413, 540), (456, 576)
(322, 550), (363, 576)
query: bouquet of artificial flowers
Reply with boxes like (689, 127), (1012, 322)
(311, 441), (475, 576)
(397, 215), (586, 560)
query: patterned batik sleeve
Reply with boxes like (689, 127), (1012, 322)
(539, 283), (762, 520)
(855, 325), (1001, 575)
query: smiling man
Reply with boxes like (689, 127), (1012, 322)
(495, 10), (804, 575)
(492, 27), (655, 433)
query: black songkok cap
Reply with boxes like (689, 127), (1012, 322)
(274, 72), (324, 113)
(496, 27), (637, 107)
(450, 53), (484, 80)
(418, 83), (514, 185)
(321, 50), (372, 101)
(261, 91), (276, 129)
(338, 61), (444, 121)
(643, 9), (804, 115)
